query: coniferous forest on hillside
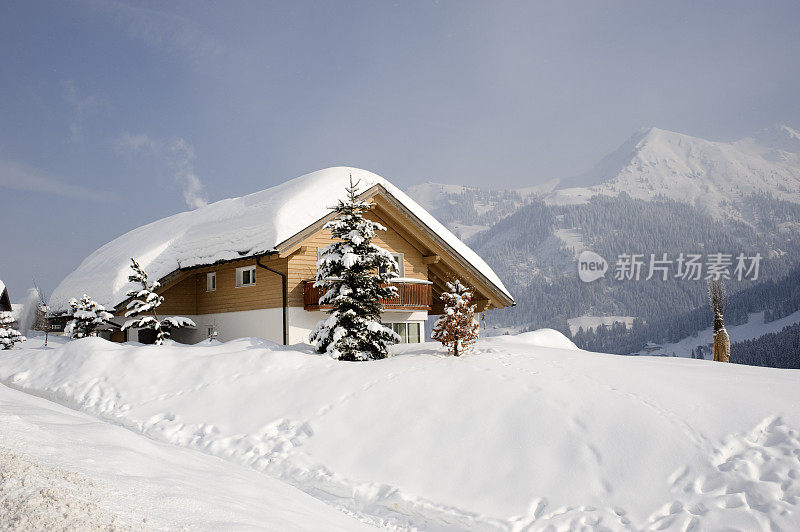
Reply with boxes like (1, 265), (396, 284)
(413, 187), (800, 368)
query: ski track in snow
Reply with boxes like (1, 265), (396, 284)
(1, 335), (799, 531)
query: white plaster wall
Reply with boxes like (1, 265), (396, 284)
(117, 308), (428, 346)
(194, 308), (284, 344)
(290, 308), (427, 345)
(288, 307), (325, 345)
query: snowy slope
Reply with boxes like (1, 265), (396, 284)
(0, 381), (372, 531)
(405, 181), (541, 243)
(50, 167), (511, 312)
(404, 182), (477, 213)
(1, 334), (798, 530)
(568, 316), (635, 335)
(547, 125), (800, 219)
(641, 309), (800, 358)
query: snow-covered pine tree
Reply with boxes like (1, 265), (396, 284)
(431, 279), (479, 356)
(64, 294), (113, 338)
(121, 258), (195, 345)
(0, 311), (25, 349)
(309, 176), (400, 361)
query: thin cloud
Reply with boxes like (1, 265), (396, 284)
(0, 157), (119, 202)
(60, 80), (101, 142)
(114, 132), (208, 209)
(82, 0), (224, 65)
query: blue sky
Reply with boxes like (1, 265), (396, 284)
(2, 0), (799, 298)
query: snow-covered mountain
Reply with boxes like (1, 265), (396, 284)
(547, 125), (800, 221)
(405, 182), (537, 241)
(405, 125), (800, 352)
(408, 125), (800, 231)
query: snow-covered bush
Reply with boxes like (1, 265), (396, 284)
(64, 294), (113, 339)
(309, 176), (400, 361)
(431, 279), (479, 356)
(0, 311), (25, 349)
(121, 258), (195, 345)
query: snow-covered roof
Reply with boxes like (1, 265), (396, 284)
(51, 167), (512, 311)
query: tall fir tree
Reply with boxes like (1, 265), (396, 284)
(309, 176), (400, 361)
(64, 294), (113, 338)
(121, 258), (195, 345)
(0, 311), (25, 349)
(431, 279), (480, 356)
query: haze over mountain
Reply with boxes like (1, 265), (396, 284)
(407, 125), (800, 361)
(411, 124), (800, 221)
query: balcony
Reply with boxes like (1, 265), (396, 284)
(303, 280), (432, 311)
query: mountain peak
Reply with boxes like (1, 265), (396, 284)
(753, 124), (800, 153)
(548, 125), (800, 218)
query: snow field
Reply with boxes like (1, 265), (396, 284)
(0, 378), (373, 530)
(0, 332), (798, 530)
(567, 316), (635, 335)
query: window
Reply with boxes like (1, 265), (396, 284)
(379, 252), (404, 277)
(236, 266), (256, 287)
(206, 272), (216, 291)
(388, 322), (421, 343)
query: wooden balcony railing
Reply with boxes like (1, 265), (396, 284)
(303, 280), (432, 311)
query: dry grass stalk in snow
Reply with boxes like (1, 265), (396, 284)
(708, 279), (730, 363)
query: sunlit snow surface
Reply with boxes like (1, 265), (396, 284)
(1, 331), (799, 530)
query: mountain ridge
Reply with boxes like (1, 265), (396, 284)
(409, 124), (800, 219)
(405, 125), (800, 358)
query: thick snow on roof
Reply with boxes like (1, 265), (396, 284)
(51, 167), (512, 311)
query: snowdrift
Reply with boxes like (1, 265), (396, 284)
(489, 328), (579, 351)
(1, 334), (799, 530)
